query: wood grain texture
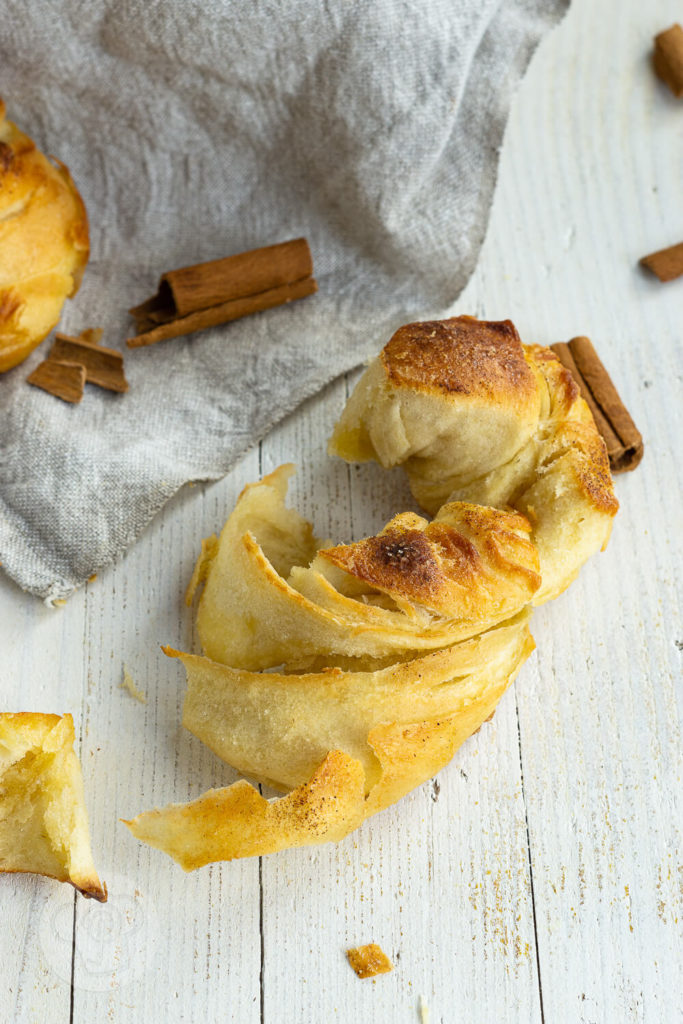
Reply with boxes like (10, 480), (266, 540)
(1, 0), (681, 1021)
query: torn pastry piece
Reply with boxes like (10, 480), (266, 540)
(124, 613), (533, 867)
(0, 713), (106, 900)
(190, 465), (540, 670)
(0, 99), (89, 373)
(329, 317), (618, 604)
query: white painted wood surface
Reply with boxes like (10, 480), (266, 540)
(1, 0), (681, 1020)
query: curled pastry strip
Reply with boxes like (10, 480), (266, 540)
(125, 615), (533, 868)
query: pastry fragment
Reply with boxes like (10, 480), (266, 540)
(330, 316), (618, 603)
(0, 99), (89, 372)
(124, 750), (366, 870)
(125, 614), (533, 866)
(191, 465), (540, 670)
(0, 713), (106, 900)
(346, 943), (393, 979)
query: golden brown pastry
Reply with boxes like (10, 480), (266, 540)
(125, 613), (533, 867)
(126, 316), (619, 869)
(0, 99), (89, 372)
(190, 464), (540, 670)
(329, 316), (618, 603)
(0, 713), (106, 900)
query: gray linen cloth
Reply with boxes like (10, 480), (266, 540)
(0, 0), (568, 602)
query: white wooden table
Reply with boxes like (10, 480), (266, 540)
(2, 1), (681, 1021)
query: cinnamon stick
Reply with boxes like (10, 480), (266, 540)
(127, 275), (317, 349)
(640, 241), (683, 282)
(551, 337), (643, 473)
(653, 24), (683, 97)
(51, 332), (128, 392)
(27, 359), (86, 403)
(130, 238), (314, 322)
(128, 238), (317, 347)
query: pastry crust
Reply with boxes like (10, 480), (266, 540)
(0, 99), (89, 372)
(0, 713), (106, 899)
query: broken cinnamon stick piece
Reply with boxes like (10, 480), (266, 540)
(51, 332), (128, 393)
(551, 337), (644, 474)
(639, 242), (683, 282)
(127, 276), (317, 349)
(27, 359), (86, 403)
(653, 24), (683, 97)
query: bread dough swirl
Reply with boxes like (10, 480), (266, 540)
(127, 465), (538, 865)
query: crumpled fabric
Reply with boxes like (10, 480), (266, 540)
(0, 0), (568, 601)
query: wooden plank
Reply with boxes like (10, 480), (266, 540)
(70, 456), (262, 1022)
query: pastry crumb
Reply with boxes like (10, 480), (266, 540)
(120, 665), (147, 704)
(346, 943), (393, 979)
(419, 995), (430, 1023)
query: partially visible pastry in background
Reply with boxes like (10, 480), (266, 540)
(0, 712), (106, 900)
(0, 99), (89, 373)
